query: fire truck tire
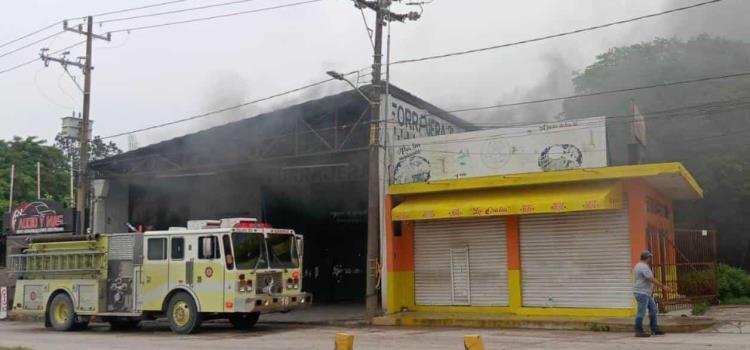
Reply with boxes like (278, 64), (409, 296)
(229, 312), (260, 330)
(167, 292), (202, 334)
(48, 293), (76, 331)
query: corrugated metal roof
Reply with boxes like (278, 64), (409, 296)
(91, 84), (474, 171)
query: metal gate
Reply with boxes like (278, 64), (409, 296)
(520, 210), (632, 308)
(649, 228), (719, 310)
(414, 218), (508, 306)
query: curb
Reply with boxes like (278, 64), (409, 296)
(372, 315), (716, 333)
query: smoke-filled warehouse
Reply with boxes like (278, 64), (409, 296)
(89, 85), (473, 303)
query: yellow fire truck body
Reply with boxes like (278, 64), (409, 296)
(10, 218), (311, 333)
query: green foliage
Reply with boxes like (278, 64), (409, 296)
(678, 269), (717, 297)
(0, 135), (122, 232)
(567, 35), (750, 268)
(718, 263), (750, 302)
(721, 297), (750, 305)
(0, 137), (71, 210)
(692, 302), (708, 316)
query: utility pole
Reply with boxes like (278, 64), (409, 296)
(353, 0), (420, 319)
(41, 17), (110, 234)
(36, 161), (41, 199)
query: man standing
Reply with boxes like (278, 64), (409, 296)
(633, 250), (673, 337)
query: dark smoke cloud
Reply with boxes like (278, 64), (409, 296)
(463, 52), (576, 126)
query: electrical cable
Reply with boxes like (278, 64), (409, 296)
(381, 96), (750, 147)
(97, 0), (261, 24)
(391, 0), (723, 65)
(0, 31), (65, 60)
(100, 76), (338, 139)
(0, 21), (62, 50)
(107, 0), (323, 34)
(0, 40), (86, 76)
(444, 71), (750, 114)
(89, 0), (190, 18)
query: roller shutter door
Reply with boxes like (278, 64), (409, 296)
(414, 217), (508, 306)
(520, 210), (632, 308)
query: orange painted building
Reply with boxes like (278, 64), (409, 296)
(384, 163), (702, 317)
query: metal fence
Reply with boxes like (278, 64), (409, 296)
(650, 228), (719, 311)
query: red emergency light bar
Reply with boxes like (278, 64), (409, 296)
(234, 221), (272, 229)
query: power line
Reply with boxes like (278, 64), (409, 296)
(1, 1), (187, 53)
(444, 71), (750, 114)
(89, 0), (190, 18)
(100, 76), (340, 139)
(391, 0), (723, 65)
(0, 21), (62, 50)
(0, 31), (65, 60)
(108, 0), (323, 34)
(0, 40), (86, 75)
(383, 96), (750, 147)
(98, 0), (260, 24)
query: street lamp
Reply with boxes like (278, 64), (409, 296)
(326, 70), (375, 104)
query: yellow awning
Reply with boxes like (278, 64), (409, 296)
(392, 181), (623, 221)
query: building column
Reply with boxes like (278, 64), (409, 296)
(506, 215), (522, 312)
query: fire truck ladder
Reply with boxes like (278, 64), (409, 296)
(8, 251), (106, 275)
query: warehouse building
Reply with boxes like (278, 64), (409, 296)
(89, 85), (473, 303)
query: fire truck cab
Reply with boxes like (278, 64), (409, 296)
(10, 218), (311, 334)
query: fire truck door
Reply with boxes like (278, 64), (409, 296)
(169, 237), (187, 289)
(142, 237), (170, 311)
(193, 235), (225, 312)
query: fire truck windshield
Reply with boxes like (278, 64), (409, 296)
(267, 233), (300, 269)
(231, 232), (267, 270)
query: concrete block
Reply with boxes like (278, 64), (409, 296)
(335, 333), (354, 350)
(464, 335), (484, 350)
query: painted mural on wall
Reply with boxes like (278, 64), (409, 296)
(389, 116), (608, 184)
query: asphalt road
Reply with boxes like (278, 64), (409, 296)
(1, 320), (749, 350)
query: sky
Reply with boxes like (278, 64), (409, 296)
(0, 0), (747, 150)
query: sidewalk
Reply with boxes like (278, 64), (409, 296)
(373, 311), (716, 333)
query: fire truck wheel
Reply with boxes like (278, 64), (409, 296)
(167, 292), (202, 334)
(229, 312), (260, 330)
(48, 293), (76, 331)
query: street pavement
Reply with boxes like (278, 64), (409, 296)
(1, 320), (749, 350)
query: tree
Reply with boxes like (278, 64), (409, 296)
(565, 35), (750, 269)
(0, 137), (71, 230)
(54, 133), (122, 169)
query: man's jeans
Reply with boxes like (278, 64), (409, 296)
(634, 293), (659, 332)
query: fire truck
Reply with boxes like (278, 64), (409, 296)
(8, 218), (311, 334)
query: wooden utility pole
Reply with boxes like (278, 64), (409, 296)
(41, 17), (110, 234)
(36, 161), (41, 199)
(8, 164), (14, 212)
(353, 0), (420, 319)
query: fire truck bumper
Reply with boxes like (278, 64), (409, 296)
(234, 292), (312, 313)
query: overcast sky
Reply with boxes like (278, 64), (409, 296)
(0, 0), (746, 150)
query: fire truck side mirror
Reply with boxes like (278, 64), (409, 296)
(296, 236), (304, 258)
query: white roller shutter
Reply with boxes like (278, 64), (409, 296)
(414, 218), (508, 306)
(520, 210), (632, 308)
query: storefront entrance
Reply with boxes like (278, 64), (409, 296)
(413, 217), (508, 306)
(520, 210), (632, 308)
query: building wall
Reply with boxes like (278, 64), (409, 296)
(384, 180), (678, 318)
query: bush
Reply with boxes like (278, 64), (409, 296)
(692, 302), (708, 315)
(718, 264), (750, 302)
(678, 269), (718, 296)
